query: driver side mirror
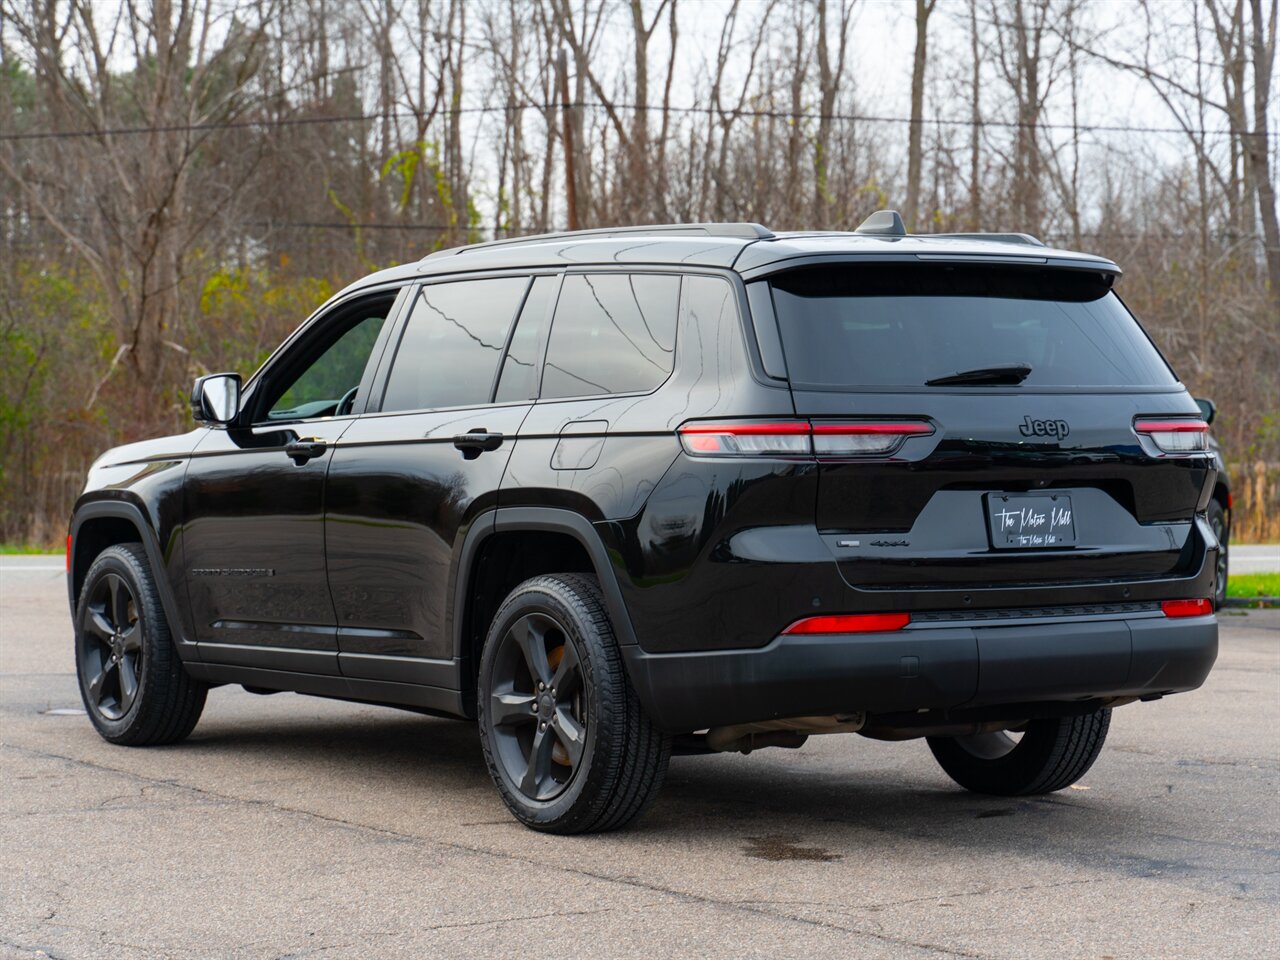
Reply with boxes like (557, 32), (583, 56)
(1193, 397), (1216, 426)
(191, 373), (242, 425)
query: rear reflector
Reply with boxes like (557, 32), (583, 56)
(1134, 419), (1208, 454)
(66, 534), (71, 573)
(782, 612), (911, 635)
(1161, 598), (1212, 618)
(679, 420), (933, 458)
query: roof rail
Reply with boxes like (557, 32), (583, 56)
(925, 231), (1045, 247)
(424, 222), (775, 259)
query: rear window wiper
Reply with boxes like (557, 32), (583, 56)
(925, 363), (1033, 386)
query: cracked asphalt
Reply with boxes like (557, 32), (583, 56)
(2, 557), (1277, 959)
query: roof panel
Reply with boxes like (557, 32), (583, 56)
(333, 228), (1121, 299)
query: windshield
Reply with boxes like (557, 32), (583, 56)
(769, 264), (1178, 390)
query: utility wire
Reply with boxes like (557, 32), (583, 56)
(0, 100), (1273, 143)
(7, 213), (1264, 242)
(6, 213), (492, 233)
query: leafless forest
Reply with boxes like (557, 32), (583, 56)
(1, 0), (1277, 545)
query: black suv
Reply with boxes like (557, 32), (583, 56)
(68, 213), (1220, 833)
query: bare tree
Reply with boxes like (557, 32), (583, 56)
(1245, 0), (1279, 302)
(812, 0), (854, 228)
(905, 0), (938, 231)
(0, 0), (270, 393)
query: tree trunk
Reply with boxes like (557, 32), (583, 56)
(1246, 0), (1280, 304)
(628, 0), (650, 221)
(969, 0), (982, 229)
(905, 0), (936, 232)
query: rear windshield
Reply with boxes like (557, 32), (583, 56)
(769, 264), (1177, 389)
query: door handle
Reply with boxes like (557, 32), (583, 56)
(452, 429), (504, 459)
(284, 439), (328, 465)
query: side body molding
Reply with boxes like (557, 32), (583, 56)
(68, 499), (198, 660)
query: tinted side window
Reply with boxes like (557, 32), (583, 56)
(257, 293), (396, 422)
(268, 314), (386, 420)
(541, 273), (680, 399)
(381, 277), (529, 412)
(495, 275), (557, 403)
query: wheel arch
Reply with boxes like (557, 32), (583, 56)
(452, 507), (640, 714)
(1211, 480), (1231, 522)
(68, 500), (193, 656)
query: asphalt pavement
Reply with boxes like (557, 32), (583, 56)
(1, 557), (1277, 959)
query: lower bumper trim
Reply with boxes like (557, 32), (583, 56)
(623, 615), (1217, 732)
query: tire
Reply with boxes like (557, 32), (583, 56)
(1208, 498), (1229, 610)
(926, 710), (1110, 796)
(74, 543), (207, 745)
(477, 573), (671, 834)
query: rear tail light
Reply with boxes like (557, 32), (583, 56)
(1161, 598), (1212, 618)
(678, 420), (933, 459)
(783, 612), (911, 635)
(811, 422), (934, 456)
(1134, 419), (1208, 454)
(677, 421), (812, 457)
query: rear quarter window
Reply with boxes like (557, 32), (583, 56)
(769, 264), (1178, 389)
(541, 273), (680, 399)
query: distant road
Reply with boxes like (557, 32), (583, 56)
(1232, 544), (1280, 574)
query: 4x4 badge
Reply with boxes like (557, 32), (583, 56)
(1019, 415), (1070, 440)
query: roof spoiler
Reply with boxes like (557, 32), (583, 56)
(853, 210), (1045, 247)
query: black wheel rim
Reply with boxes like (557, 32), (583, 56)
(1211, 514), (1227, 602)
(79, 572), (142, 721)
(488, 612), (587, 802)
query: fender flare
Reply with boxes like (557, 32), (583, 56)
(68, 499), (196, 656)
(450, 506), (639, 664)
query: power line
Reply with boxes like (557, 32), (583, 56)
(8, 212), (1264, 243)
(0, 100), (1273, 144)
(6, 212), (492, 233)
(242, 220), (486, 232)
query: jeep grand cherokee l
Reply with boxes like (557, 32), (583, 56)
(68, 212), (1219, 833)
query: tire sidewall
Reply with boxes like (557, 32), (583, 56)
(928, 711), (1110, 796)
(477, 580), (614, 830)
(945, 726), (1058, 790)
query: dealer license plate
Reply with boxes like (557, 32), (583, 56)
(986, 493), (1076, 548)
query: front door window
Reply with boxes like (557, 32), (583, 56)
(256, 299), (394, 423)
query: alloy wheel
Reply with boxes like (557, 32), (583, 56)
(79, 572), (143, 721)
(1211, 513), (1228, 604)
(953, 729), (1024, 761)
(487, 613), (587, 801)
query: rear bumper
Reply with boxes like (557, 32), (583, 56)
(622, 612), (1217, 732)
